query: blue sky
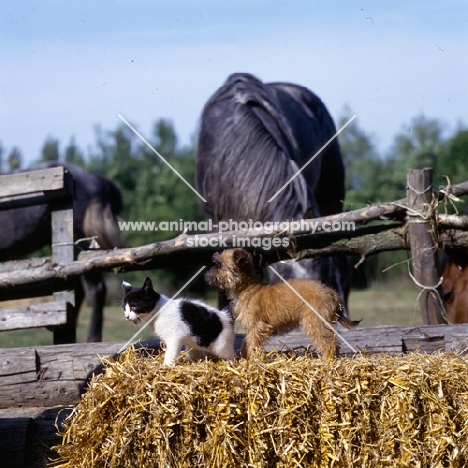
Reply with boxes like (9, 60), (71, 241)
(1, 0), (467, 165)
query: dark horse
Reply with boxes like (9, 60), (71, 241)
(0, 162), (125, 342)
(195, 73), (350, 314)
(441, 207), (468, 323)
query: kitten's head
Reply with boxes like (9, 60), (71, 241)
(122, 277), (160, 324)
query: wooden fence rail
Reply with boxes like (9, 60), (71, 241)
(0, 178), (467, 287)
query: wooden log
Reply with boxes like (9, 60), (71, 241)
(436, 179), (468, 200)
(0, 174), (467, 293)
(1, 325), (468, 409)
(1, 227), (468, 293)
(0, 301), (71, 331)
(297, 223), (407, 261)
(265, 324), (468, 355)
(0, 258), (73, 301)
(0, 341), (156, 409)
(0, 416), (32, 467)
(406, 168), (446, 324)
(0, 405), (73, 468)
(438, 213), (468, 230)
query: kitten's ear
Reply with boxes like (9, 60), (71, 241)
(122, 281), (132, 293)
(143, 277), (153, 290)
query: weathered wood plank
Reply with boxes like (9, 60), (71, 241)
(0, 278), (72, 302)
(0, 166), (72, 199)
(0, 301), (71, 331)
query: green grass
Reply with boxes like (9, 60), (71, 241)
(349, 285), (422, 327)
(0, 284), (423, 349)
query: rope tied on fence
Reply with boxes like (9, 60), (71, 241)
(52, 236), (101, 250)
(438, 176), (465, 215)
(406, 181), (433, 196)
(407, 265), (450, 323)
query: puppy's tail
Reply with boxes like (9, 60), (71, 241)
(337, 315), (361, 329)
(336, 303), (361, 329)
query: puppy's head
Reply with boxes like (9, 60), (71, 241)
(205, 248), (258, 292)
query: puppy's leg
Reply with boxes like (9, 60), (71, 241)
(163, 339), (184, 365)
(242, 322), (273, 358)
(302, 315), (338, 359)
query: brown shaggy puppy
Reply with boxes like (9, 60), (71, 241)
(205, 248), (358, 358)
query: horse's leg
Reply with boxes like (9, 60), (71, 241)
(332, 255), (351, 318)
(75, 276), (85, 315)
(320, 256), (351, 318)
(84, 272), (106, 342)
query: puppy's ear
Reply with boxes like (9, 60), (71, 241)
(232, 248), (252, 267)
(212, 252), (220, 263)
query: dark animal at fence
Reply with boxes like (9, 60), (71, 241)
(0, 162), (125, 342)
(195, 72), (350, 315)
(441, 208), (468, 323)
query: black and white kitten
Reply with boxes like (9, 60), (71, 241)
(122, 277), (235, 365)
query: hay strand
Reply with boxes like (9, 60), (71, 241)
(52, 349), (468, 467)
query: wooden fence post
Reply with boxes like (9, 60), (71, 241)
(51, 173), (76, 344)
(406, 168), (446, 324)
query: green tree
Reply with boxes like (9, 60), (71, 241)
(64, 137), (85, 166)
(40, 137), (60, 162)
(87, 119), (205, 294)
(7, 147), (22, 170)
(337, 108), (382, 208)
(382, 115), (446, 201)
(436, 128), (468, 213)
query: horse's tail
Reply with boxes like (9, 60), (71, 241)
(196, 73), (309, 222)
(83, 199), (126, 250)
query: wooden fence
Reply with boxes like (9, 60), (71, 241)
(0, 166), (77, 344)
(1, 167), (468, 466)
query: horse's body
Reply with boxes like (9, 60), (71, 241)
(441, 208), (468, 323)
(0, 162), (124, 342)
(195, 73), (350, 314)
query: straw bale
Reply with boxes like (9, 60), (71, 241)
(52, 348), (468, 468)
